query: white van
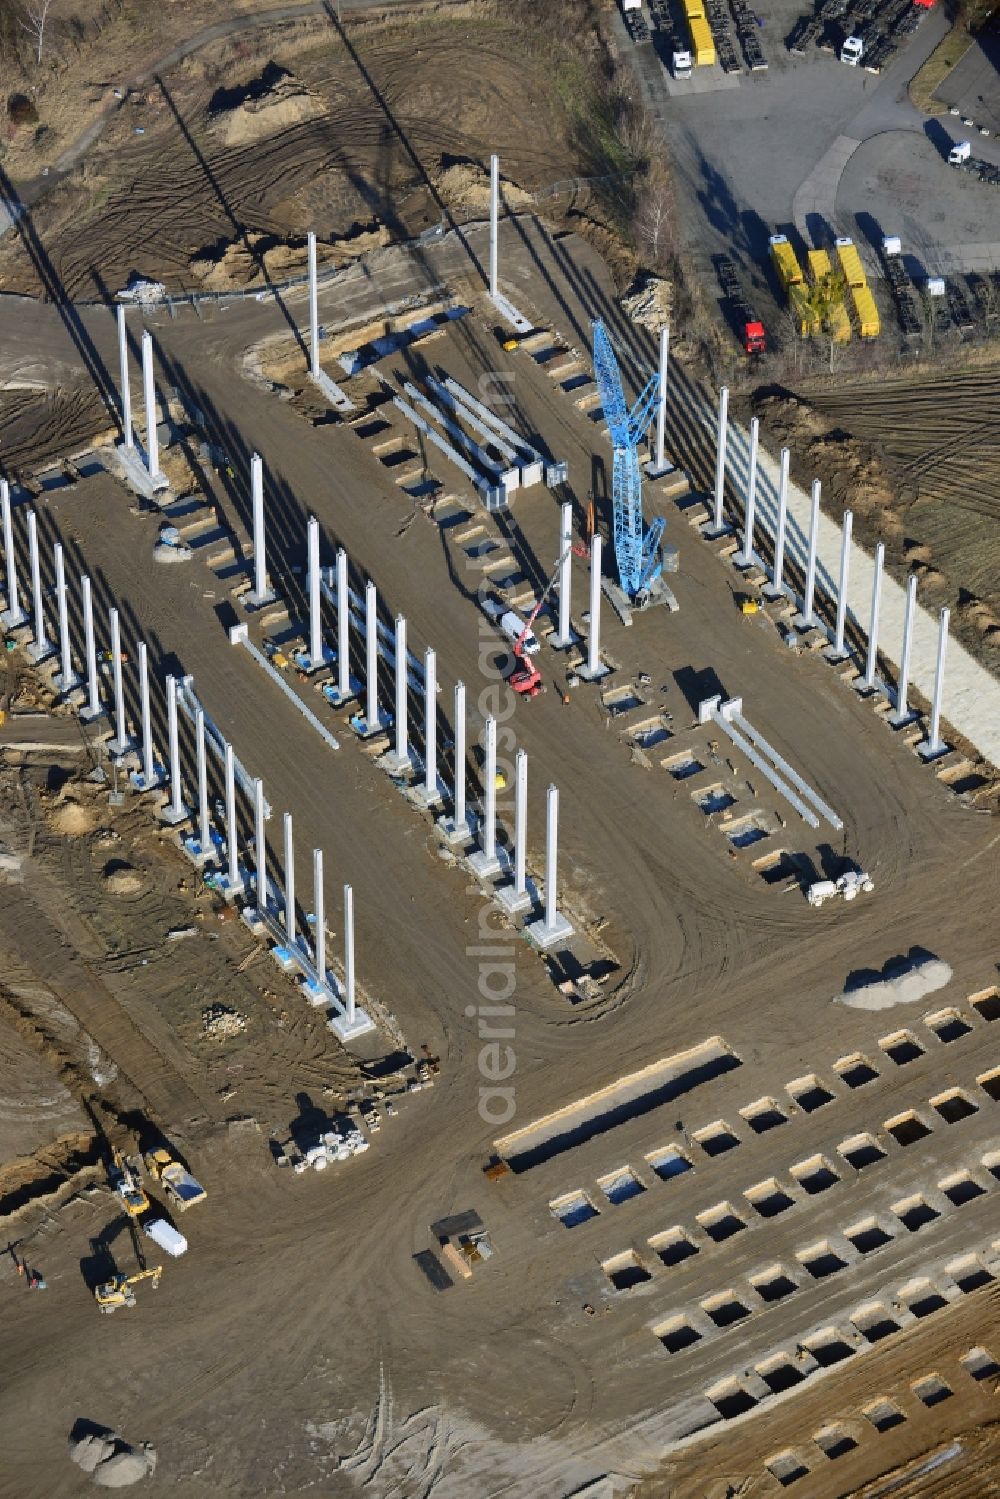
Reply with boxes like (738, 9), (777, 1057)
(483, 598), (540, 655)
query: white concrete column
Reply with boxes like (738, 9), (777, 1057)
(312, 847), (326, 985)
(307, 516), (322, 669)
(387, 613), (410, 773)
(336, 546), (350, 702)
(417, 646), (440, 807)
(652, 324), (669, 474)
(580, 533), (606, 680)
(196, 707), (210, 855)
(735, 417), (759, 567)
(253, 777), (267, 909)
(553, 501), (573, 649)
(439, 679), (470, 843)
(80, 576), (102, 720)
(141, 330), (161, 482)
(343, 883), (355, 1026)
(1, 481), (26, 628)
(527, 784), (574, 949)
(308, 231), (320, 379)
(469, 715), (500, 877)
(224, 740), (242, 895)
(498, 746), (531, 915)
(109, 607), (130, 757)
(283, 811), (295, 946)
(861, 543), (885, 693)
(765, 447), (790, 598)
(708, 385), (729, 534)
(921, 607), (950, 759)
(364, 579), (380, 733)
(797, 480), (821, 629)
(53, 543), (77, 692)
(829, 509), (853, 660)
(163, 675), (187, 823)
(891, 574), (918, 726)
(26, 511), (51, 662)
(136, 640), (157, 788)
(248, 453), (272, 607)
(489, 154), (499, 300)
(117, 305), (133, 450)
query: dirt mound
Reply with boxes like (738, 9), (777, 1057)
(621, 273), (672, 332)
(50, 801), (96, 836)
(957, 588), (1000, 642)
(191, 224), (391, 292)
(207, 63), (324, 149)
(102, 862), (144, 897)
(435, 162), (533, 216)
(753, 391), (897, 528)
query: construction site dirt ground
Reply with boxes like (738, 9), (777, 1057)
(1, 210), (999, 1497)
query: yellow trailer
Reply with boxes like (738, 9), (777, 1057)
(850, 284), (880, 338)
(683, 0), (706, 18)
(769, 233), (804, 290)
(806, 248), (852, 344)
(688, 15), (715, 62)
(834, 236), (867, 290)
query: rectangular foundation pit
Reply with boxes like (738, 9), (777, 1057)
(722, 814), (773, 849)
(645, 1144), (693, 1182)
(665, 751), (705, 781)
(790, 1154), (840, 1195)
(884, 1109), (933, 1146)
(924, 1006), (973, 1044)
(602, 686), (647, 719)
(549, 1189), (599, 1228)
(602, 1250), (652, 1291)
(597, 1166), (646, 1206)
(648, 1227), (699, 1266)
(852, 1301), (901, 1344)
(493, 1036), (741, 1173)
(750, 1264), (799, 1303)
(834, 1053), (879, 1089)
(969, 986), (1000, 1022)
(628, 717), (672, 751)
(739, 1096), (789, 1134)
(655, 1314), (702, 1353)
(693, 782), (736, 815)
(845, 1217), (894, 1255)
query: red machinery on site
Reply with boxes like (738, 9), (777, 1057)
(509, 538), (585, 699)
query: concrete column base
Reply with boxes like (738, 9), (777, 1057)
(645, 460), (674, 479)
(80, 703), (107, 723)
(792, 612), (818, 632)
(888, 708), (919, 730)
(733, 550), (759, 570)
(302, 977), (334, 1008)
(495, 878), (535, 917)
(762, 582), (789, 601)
(130, 767), (166, 793)
(1, 606), (28, 631)
(119, 444), (169, 498)
(328, 1006), (377, 1041)
(160, 802), (191, 826)
(918, 738), (950, 762)
(240, 906), (268, 936)
(577, 660), (611, 682)
(321, 677), (361, 709)
(549, 627), (581, 652)
(271, 944), (301, 973)
(852, 677), (883, 698)
(701, 520), (734, 539)
(26, 639), (55, 664)
(292, 645), (335, 675)
(467, 849), (503, 881)
(182, 835), (215, 869)
(351, 713), (388, 740)
(215, 873), (245, 903)
(243, 587), (277, 612)
(526, 911), (574, 950)
(380, 751), (414, 778)
(107, 736), (137, 762)
(53, 671), (81, 697)
(438, 813), (474, 847)
(823, 645), (850, 664)
(410, 780), (444, 811)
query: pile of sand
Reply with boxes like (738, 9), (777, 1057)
(957, 587), (1000, 643)
(435, 162), (533, 216)
(621, 272), (672, 332)
(207, 65), (325, 149)
(903, 541), (947, 592)
(69, 1429), (156, 1487)
(834, 950), (952, 1011)
(102, 862), (144, 897)
(50, 801), (96, 836)
(191, 223), (391, 291)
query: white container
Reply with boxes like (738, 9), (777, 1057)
(144, 1218), (188, 1257)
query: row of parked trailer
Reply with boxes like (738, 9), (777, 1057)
(769, 233), (880, 340)
(881, 236), (998, 341)
(629, 0), (754, 77)
(786, 0), (931, 72)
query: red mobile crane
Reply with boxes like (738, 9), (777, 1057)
(509, 540), (581, 699)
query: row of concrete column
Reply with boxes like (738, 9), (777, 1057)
(263, 492), (575, 946)
(708, 389), (951, 760)
(0, 482), (366, 1033)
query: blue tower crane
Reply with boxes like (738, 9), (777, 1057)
(591, 319), (670, 607)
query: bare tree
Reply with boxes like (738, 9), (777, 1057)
(20, 0), (54, 65)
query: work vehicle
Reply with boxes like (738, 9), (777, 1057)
(841, 35), (863, 64)
(622, 0), (642, 9)
(482, 597), (540, 655)
(716, 257), (766, 354)
(672, 48), (692, 78)
(510, 540), (579, 699)
(948, 140), (971, 166)
(94, 1266), (162, 1314)
(144, 1148), (207, 1211)
(110, 1149), (148, 1219)
(806, 870), (874, 907)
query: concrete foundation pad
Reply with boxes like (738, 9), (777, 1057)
(240, 907), (268, 936)
(118, 444), (169, 499)
(409, 782), (444, 811)
(467, 849), (503, 881)
(577, 660), (611, 682)
(918, 738), (951, 762)
(823, 646), (850, 664)
(526, 911), (574, 950)
(1, 607), (28, 631)
(26, 640), (56, 664)
(762, 582), (789, 601)
(182, 836), (215, 869)
(351, 714), (387, 740)
(328, 1007), (377, 1042)
(309, 368), (354, 414)
(437, 814), (474, 848)
(53, 672), (82, 697)
(792, 612), (818, 632)
(130, 768), (166, 793)
(271, 944), (299, 973)
(380, 751), (414, 779)
(549, 627), (581, 652)
(215, 874), (245, 903)
(243, 588), (277, 612)
(888, 708), (920, 730)
(701, 520), (734, 540)
(645, 460), (674, 479)
(322, 680), (361, 709)
(79, 704), (107, 724)
(302, 977), (335, 1008)
(495, 878), (536, 917)
(159, 803), (191, 826)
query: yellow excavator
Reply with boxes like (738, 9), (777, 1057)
(94, 1266), (162, 1314)
(110, 1148), (149, 1218)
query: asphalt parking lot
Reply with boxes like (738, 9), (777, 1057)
(934, 24), (1000, 135)
(618, 0), (1000, 326)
